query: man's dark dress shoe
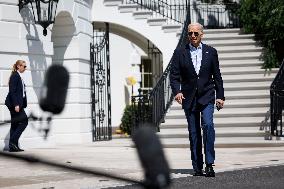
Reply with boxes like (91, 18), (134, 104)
(17, 146), (24, 151)
(9, 143), (22, 152)
(193, 170), (204, 176)
(205, 164), (215, 177)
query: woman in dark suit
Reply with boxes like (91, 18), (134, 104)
(5, 60), (28, 152)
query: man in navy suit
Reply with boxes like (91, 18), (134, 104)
(5, 60), (28, 152)
(170, 23), (225, 177)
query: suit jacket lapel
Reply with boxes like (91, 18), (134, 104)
(199, 44), (208, 75)
(183, 44), (197, 76)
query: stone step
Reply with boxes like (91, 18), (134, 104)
(170, 90), (270, 100)
(223, 74), (275, 83)
(162, 24), (182, 33)
(204, 39), (257, 47)
(104, 0), (123, 6)
(133, 10), (153, 19)
(118, 4), (139, 13)
(147, 17), (167, 26)
(223, 89), (270, 99)
(216, 46), (262, 53)
(170, 98), (270, 110)
(159, 137), (284, 148)
(224, 81), (271, 91)
(223, 83), (272, 90)
(173, 90), (270, 100)
(158, 127), (266, 138)
(204, 33), (254, 41)
(221, 67), (277, 75)
(218, 52), (261, 60)
(220, 59), (263, 67)
(166, 107), (269, 118)
(176, 28), (242, 37)
(161, 116), (269, 128)
(203, 28), (241, 34)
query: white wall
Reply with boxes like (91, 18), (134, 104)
(92, 0), (179, 69)
(0, 0), (93, 150)
(0, 0), (54, 150)
(108, 33), (146, 127)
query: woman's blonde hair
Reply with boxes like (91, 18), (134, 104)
(12, 60), (25, 72)
(9, 60), (25, 84)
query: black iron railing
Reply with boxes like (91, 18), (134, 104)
(270, 59), (284, 137)
(123, 0), (189, 24)
(190, 1), (240, 28)
(131, 2), (191, 131)
(122, 0), (240, 28)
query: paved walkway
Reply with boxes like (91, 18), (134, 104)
(0, 138), (284, 189)
(110, 165), (284, 189)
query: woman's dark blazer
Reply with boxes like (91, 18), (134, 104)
(170, 43), (225, 109)
(5, 71), (27, 110)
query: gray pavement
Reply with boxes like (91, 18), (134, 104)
(109, 165), (284, 189)
(1, 138), (284, 189)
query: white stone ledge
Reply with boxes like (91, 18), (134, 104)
(75, 17), (93, 36)
(75, 0), (92, 8)
(77, 30), (93, 38)
(25, 72), (92, 89)
(0, 4), (23, 22)
(0, 38), (53, 55)
(0, 71), (91, 88)
(0, 0), (18, 5)
(0, 88), (91, 108)
(77, 2), (90, 21)
(0, 21), (53, 41)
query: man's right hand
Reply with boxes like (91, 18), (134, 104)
(175, 93), (185, 105)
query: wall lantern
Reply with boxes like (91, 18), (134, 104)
(18, 0), (59, 36)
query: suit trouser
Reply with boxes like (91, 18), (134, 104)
(9, 108), (28, 147)
(184, 102), (215, 171)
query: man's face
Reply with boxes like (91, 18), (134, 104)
(188, 25), (203, 47)
(18, 62), (27, 73)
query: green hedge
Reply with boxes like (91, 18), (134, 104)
(238, 0), (284, 68)
(120, 104), (152, 135)
(120, 105), (136, 135)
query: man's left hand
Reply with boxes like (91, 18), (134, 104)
(216, 99), (224, 109)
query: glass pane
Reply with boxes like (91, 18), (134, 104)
(144, 74), (153, 88)
(51, 0), (59, 22)
(143, 59), (152, 72)
(41, 5), (48, 22)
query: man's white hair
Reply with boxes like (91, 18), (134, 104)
(188, 23), (204, 33)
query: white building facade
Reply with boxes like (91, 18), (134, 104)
(0, 0), (94, 149)
(0, 0), (237, 149)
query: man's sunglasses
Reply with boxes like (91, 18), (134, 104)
(188, 32), (199, 37)
(21, 65), (27, 68)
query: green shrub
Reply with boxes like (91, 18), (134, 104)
(238, 0), (284, 68)
(120, 103), (152, 135)
(120, 105), (136, 135)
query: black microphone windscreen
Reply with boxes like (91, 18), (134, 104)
(132, 124), (171, 189)
(39, 64), (69, 114)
